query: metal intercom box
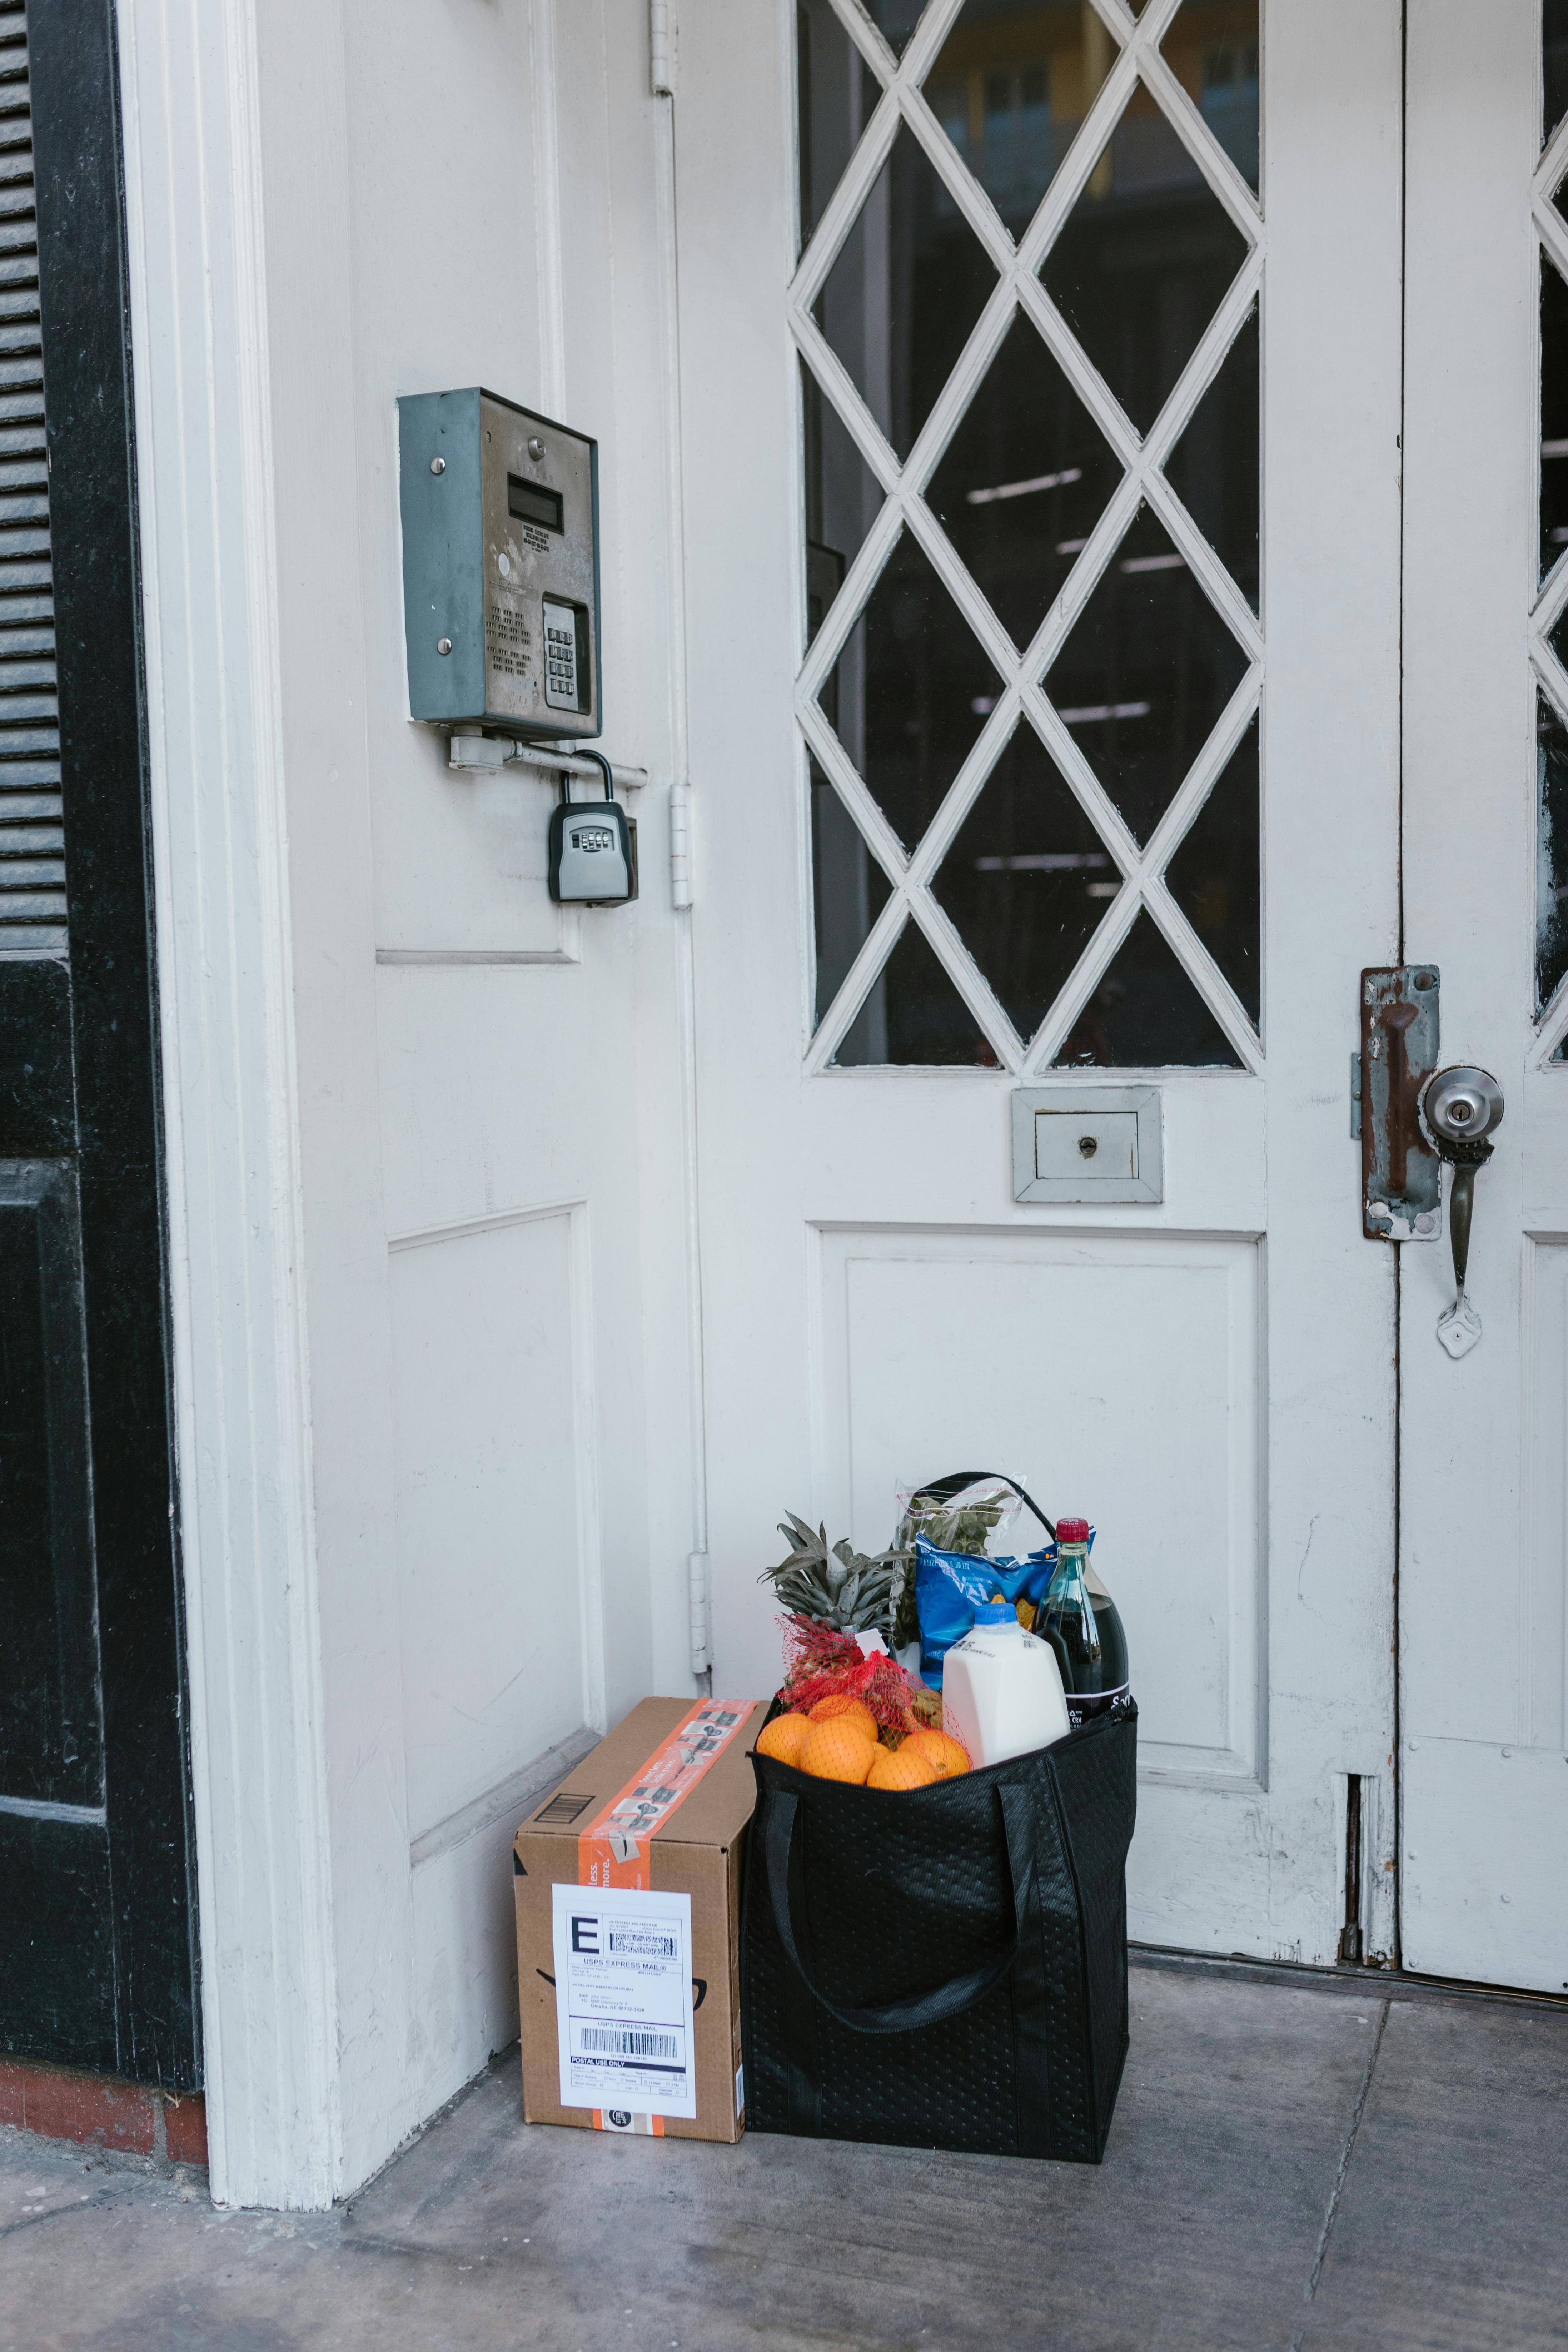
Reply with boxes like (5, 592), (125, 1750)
(398, 387), (602, 740)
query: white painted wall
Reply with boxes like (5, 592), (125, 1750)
(122, 0), (700, 2206)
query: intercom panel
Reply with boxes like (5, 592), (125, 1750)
(398, 387), (602, 740)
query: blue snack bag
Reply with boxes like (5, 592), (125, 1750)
(914, 1533), (1058, 1687)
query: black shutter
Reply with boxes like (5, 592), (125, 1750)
(0, 0), (198, 2092)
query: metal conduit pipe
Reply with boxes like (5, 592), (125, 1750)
(445, 732), (647, 792)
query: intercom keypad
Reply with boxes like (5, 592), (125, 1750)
(398, 386), (601, 740)
(543, 600), (582, 712)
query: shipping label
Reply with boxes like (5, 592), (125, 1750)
(551, 1883), (697, 2122)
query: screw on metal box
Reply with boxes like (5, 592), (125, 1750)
(429, 456), (445, 475)
(436, 637), (452, 656)
(1420, 1064), (1505, 1360)
(527, 436), (546, 460)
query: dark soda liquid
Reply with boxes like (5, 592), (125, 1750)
(1039, 1591), (1129, 1702)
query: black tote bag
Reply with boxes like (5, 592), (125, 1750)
(741, 1705), (1136, 2163)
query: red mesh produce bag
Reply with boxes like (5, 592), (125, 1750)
(777, 1614), (936, 1741)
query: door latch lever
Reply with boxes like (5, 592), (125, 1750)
(1421, 1065), (1505, 1359)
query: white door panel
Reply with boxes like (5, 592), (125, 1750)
(681, 0), (1404, 1964)
(812, 1224), (1263, 1789)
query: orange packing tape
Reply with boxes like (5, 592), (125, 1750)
(577, 1698), (752, 1891)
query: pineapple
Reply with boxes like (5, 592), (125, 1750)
(761, 1513), (908, 1642)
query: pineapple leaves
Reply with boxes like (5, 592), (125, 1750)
(759, 1509), (913, 1639)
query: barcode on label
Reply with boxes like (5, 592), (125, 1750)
(579, 2027), (680, 2059)
(608, 1931), (677, 1957)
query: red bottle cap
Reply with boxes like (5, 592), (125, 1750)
(1056, 1516), (1090, 1542)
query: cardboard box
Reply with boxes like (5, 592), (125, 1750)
(514, 1696), (767, 2143)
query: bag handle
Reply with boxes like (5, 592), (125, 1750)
(911, 1470), (1056, 1545)
(765, 1782), (1037, 2036)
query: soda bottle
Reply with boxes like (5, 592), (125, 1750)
(1036, 1518), (1130, 1720)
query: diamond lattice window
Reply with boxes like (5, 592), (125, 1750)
(796, 0), (1263, 1071)
(1533, 0), (1568, 1056)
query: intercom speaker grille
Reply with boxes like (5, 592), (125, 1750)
(0, 0), (65, 962)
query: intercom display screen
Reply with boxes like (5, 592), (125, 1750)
(508, 474), (564, 533)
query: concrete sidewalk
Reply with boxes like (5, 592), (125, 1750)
(1, 1959), (1564, 2352)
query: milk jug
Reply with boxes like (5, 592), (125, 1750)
(941, 1597), (1071, 1767)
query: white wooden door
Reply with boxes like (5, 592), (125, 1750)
(678, 0), (1407, 1961)
(1399, 0), (1568, 1992)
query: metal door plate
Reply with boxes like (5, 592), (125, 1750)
(1360, 966), (1441, 1241)
(1011, 1086), (1163, 1204)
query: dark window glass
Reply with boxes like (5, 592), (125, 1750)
(802, 360), (883, 651)
(1039, 89), (1249, 433)
(924, 1), (1111, 235)
(1547, 0), (1568, 149)
(1543, 255), (1568, 578)
(932, 721), (1119, 1043)
(833, 912), (1002, 1064)
(1052, 906), (1242, 1065)
(822, 530), (1002, 851)
(1164, 303), (1258, 607)
(1162, 0), (1260, 192)
(864, 0), (928, 56)
(1164, 714), (1260, 1026)
(812, 755), (893, 1048)
(815, 122), (999, 460)
(1044, 502), (1248, 844)
(797, 0), (880, 257)
(1537, 692), (1568, 1016)
(926, 313), (1123, 650)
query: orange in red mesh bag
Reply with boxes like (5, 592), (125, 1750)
(776, 1615), (967, 1766)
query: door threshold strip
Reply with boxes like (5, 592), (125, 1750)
(1130, 1940), (1568, 2016)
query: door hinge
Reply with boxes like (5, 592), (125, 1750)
(688, 1548), (711, 1677)
(651, 0), (677, 95)
(670, 778), (694, 909)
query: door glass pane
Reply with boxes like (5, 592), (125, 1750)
(1536, 691), (1568, 1017)
(1038, 91), (1249, 432)
(864, 0), (927, 58)
(1051, 907), (1243, 1065)
(1163, 714), (1260, 1025)
(931, 720), (1119, 1044)
(833, 911), (1002, 1065)
(815, 123), (999, 460)
(801, 360), (883, 651)
(1542, 255), (1568, 578)
(1164, 303), (1259, 608)
(925, 312), (1122, 651)
(812, 755), (893, 1044)
(797, 0), (879, 256)
(797, 1), (1261, 1070)
(1044, 502), (1249, 844)
(1162, 0), (1260, 192)
(925, 1), (1119, 237)
(1547, 0), (1568, 150)
(820, 531), (1002, 852)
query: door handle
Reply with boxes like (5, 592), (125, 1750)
(1420, 1065), (1504, 1358)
